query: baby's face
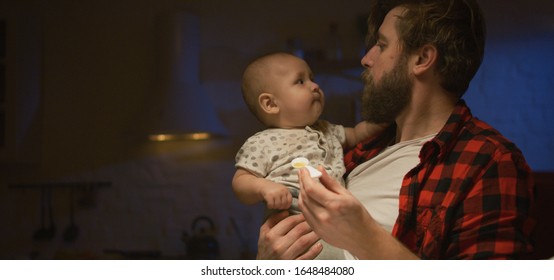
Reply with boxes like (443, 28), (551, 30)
(266, 55), (324, 128)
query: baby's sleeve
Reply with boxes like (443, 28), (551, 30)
(234, 134), (269, 178)
(328, 121), (346, 146)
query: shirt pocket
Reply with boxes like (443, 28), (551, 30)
(416, 205), (448, 258)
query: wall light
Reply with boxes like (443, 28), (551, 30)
(148, 132), (211, 142)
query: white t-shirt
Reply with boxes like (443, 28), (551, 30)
(343, 134), (436, 259)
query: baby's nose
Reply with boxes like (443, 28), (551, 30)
(312, 82), (321, 93)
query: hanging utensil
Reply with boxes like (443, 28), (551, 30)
(32, 187), (55, 241)
(45, 187), (56, 239)
(63, 188), (79, 243)
(32, 187), (47, 240)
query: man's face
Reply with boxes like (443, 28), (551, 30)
(361, 54), (412, 123)
(360, 7), (412, 123)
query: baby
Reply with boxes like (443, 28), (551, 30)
(232, 52), (384, 259)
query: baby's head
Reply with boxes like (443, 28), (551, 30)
(241, 52), (325, 129)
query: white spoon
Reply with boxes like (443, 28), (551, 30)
(290, 157), (322, 178)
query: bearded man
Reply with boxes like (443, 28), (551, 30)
(256, 0), (536, 260)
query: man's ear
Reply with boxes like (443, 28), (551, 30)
(258, 93), (279, 114)
(413, 44), (437, 75)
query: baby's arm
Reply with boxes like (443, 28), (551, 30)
(232, 168), (292, 210)
(343, 122), (388, 148)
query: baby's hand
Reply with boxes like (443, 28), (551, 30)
(262, 185), (292, 210)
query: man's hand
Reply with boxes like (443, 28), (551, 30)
(257, 211), (322, 259)
(298, 167), (419, 259)
(298, 167), (370, 253)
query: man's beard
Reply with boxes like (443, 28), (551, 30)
(361, 56), (412, 123)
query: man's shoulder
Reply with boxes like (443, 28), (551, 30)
(456, 117), (525, 159)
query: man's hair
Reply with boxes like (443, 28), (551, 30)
(367, 0), (486, 97)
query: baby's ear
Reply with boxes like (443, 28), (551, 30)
(259, 93), (279, 114)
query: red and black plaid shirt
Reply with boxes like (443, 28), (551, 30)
(344, 100), (536, 259)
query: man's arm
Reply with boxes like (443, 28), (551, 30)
(298, 167), (419, 259)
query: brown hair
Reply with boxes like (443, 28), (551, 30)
(367, 0), (486, 97)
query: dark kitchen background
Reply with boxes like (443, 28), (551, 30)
(0, 0), (553, 259)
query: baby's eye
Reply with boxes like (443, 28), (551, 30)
(296, 79), (305, 85)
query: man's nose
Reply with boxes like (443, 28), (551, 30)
(361, 46), (376, 68)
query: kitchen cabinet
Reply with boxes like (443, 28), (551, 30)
(0, 14), (42, 164)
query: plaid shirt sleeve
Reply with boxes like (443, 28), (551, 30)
(438, 141), (535, 259)
(445, 150), (534, 259)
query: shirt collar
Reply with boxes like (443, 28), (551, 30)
(356, 99), (473, 162)
(424, 99), (473, 161)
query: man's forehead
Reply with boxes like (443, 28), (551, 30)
(378, 6), (406, 39)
